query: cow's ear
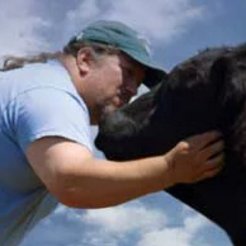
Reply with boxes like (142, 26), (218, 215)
(210, 56), (232, 88)
(210, 55), (246, 123)
(209, 56), (234, 103)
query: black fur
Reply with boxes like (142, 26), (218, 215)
(95, 43), (246, 246)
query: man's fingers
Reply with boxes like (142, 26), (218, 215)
(185, 131), (222, 151)
(201, 165), (224, 180)
(199, 139), (224, 160)
(204, 153), (224, 171)
(194, 160), (224, 182)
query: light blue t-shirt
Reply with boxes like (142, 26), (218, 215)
(0, 60), (93, 245)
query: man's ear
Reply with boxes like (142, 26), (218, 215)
(76, 47), (94, 75)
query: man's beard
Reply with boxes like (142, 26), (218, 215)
(89, 103), (118, 125)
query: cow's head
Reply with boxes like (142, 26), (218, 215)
(95, 43), (246, 162)
(95, 44), (246, 244)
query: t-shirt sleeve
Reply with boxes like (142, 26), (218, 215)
(10, 87), (93, 152)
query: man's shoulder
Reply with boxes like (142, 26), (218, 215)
(24, 60), (70, 83)
(7, 60), (75, 94)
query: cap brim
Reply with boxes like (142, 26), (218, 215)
(143, 67), (167, 88)
(122, 49), (167, 88)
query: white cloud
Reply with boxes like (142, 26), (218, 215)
(78, 201), (167, 245)
(0, 0), (206, 59)
(0, 0), (50, 57)
(22, 200), (211, 246)
(72, 201), (211, 246)
(66, 0), (101, 24)
(136, 209), (210, 246)
(83, 201), (167, 234)
(64, 0), (206, 45)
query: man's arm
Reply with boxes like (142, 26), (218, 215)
(26, 132), (223, 208)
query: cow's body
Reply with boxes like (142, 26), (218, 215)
(95, 43), (246, 245)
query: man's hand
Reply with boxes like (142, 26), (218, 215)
(165, 131), (224, 185)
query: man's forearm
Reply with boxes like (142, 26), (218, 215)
(55, 156), (171, 208)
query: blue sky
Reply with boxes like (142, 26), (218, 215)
(1, 0), (245, 245)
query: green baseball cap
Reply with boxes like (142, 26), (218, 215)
(70, 20), (167, 87)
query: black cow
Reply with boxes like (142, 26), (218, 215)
(95, 43), (246, 246)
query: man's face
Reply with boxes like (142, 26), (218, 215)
(82, 52), (145, 123)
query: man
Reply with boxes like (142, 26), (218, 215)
(0, 20), (224, 245)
